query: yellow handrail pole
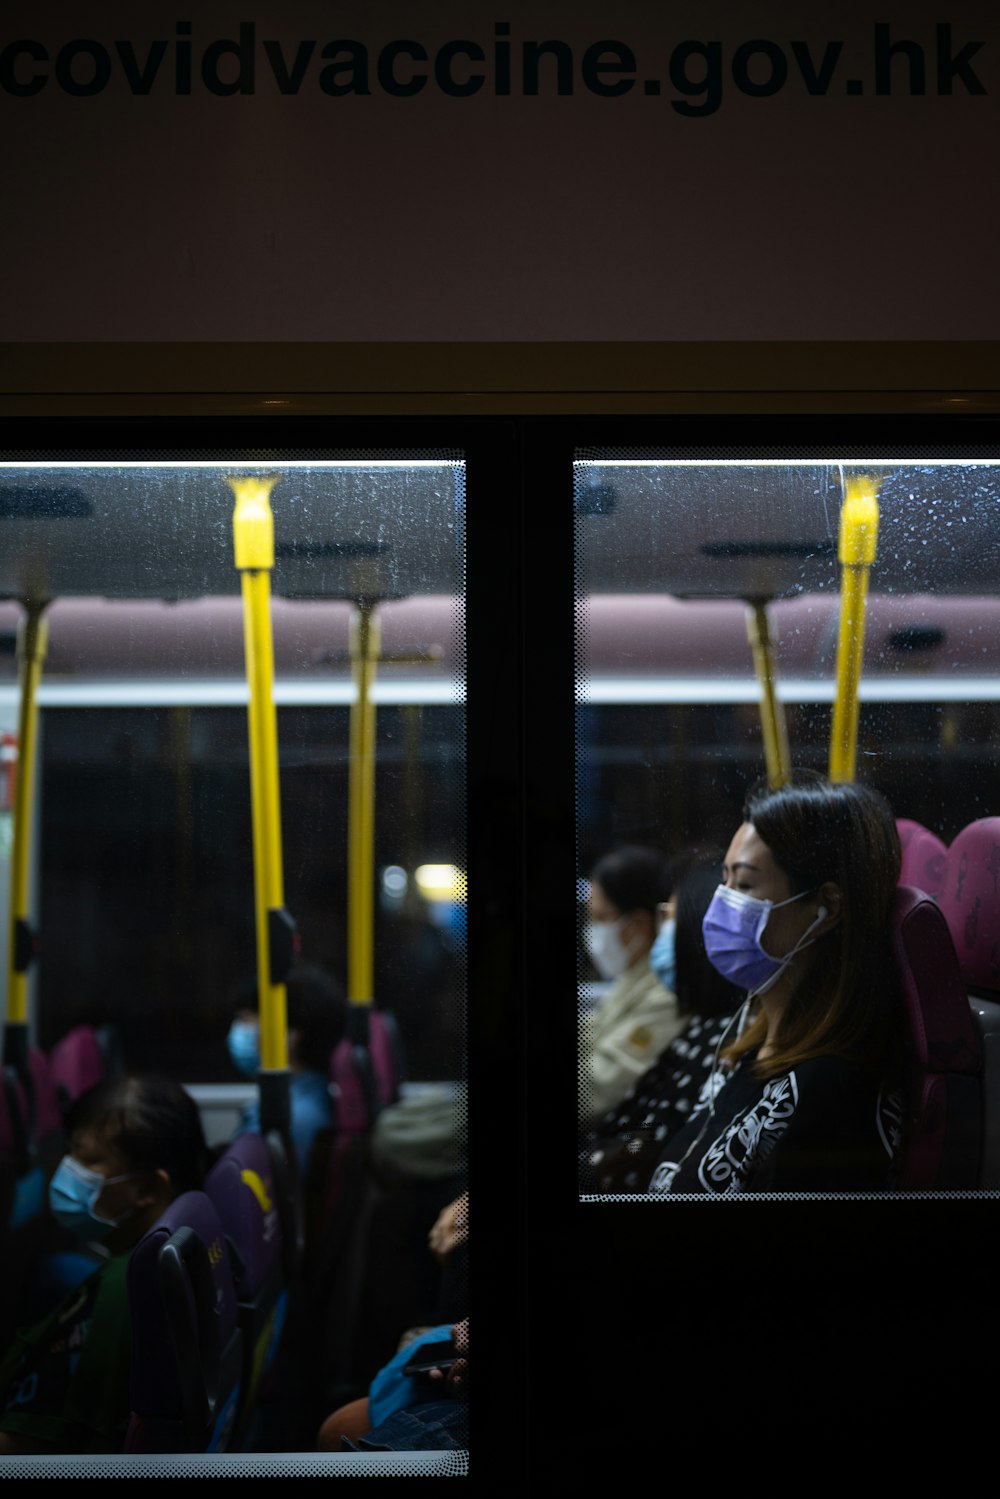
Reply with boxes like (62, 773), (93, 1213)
(829, 474), (881, 783)
(230, 475), (296, 1141)
(745, 601), (791, 790)
(347, 600), (380, 1040)
(5, 599), (49, 1078)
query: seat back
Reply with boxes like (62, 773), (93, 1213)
(937, 816), (1000, 1188)
(369, 1008), (406, 1110)
(1, 1051), (65, 1162)
(125, 1190), (243, 1453)
(331, 1008), (407, 1131)
(889, 884), (983, 1189)
(277, 1122), (377, 1447)
(897, 818), (948, 900)
(331, 1034), (377, 1134)
(49, 1024), (106, 1107)
(94, 1022), (126, 1080)
(203, 1133), (287, 1445)
(28, 1048), (65, 1148)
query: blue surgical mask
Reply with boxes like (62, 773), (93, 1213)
(227, 1018), (261, 1077)
(48, 1155), (138, 1242)
(650, 918), (677, 993)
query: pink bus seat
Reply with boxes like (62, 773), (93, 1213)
(369, 1008), (406, 1109)
(49, 1024), (106, 1105)
(889, 885), (983, 1190)
(896, 818), (948, 900)
(938, 817), (1000, 1188)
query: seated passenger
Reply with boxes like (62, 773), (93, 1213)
(648, 770), (905, 1195)
(582, 853), (745, 1192)
(228, 963), (348, 1175)
(580, 845), (686, 1121)
(0, 1075), (208, 1454)
(316, 1317), (469, 1453)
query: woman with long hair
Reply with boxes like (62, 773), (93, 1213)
(648, 771), (905, 1195)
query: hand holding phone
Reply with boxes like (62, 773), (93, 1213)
(401, 1336), (458, 1377)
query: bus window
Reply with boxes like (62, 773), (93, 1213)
(575, 451), (1000, 1197)
(0, 452), (467, 1459)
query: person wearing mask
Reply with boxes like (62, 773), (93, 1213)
(580, 845), (685, 1121)
(648, 770), (906, 1195)
(0, 1075), (209, 1454)
(227, 962), (348, 1176)
(582, 852), (745, 1192)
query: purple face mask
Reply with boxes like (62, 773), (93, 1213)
(701, 884), (818, 997)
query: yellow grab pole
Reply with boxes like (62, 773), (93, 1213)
(230, 476), (296, 1140)
(829, 473), (881, 783)
(745, 602), (790, 790)
(347, 600), (380, 1020)
(5, 600), (49, 1077)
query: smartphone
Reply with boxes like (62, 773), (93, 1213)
(402, 1336), (458, 1376)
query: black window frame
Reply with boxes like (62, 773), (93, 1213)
(3, 406), (1000, 1484)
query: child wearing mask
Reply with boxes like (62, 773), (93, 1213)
(0, 1075), (208, 1454)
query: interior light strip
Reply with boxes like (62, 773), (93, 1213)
(578, 676), (1000, 704)
(0, 679), (463, 709)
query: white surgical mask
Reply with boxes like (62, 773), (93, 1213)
(584, 918), (635, 980)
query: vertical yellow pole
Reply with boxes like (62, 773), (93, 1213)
(829, 474), (881, 783)
(745, 602), (790, 790)
(5, 600), (48, 1075)
(230, 476), (295, 1139)
(347, 601), (380, 1015)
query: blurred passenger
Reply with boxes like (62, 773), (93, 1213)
(648, 770), (905, 1194)
(316, 1317), (469, 1453)
(227, 963), (348, 1174)
(582, 853), (744, 1191)
(343, 1174), (467, 1402)
(580, 845), (684, 1121)
(428, 1187), (468, 1265)
(427, 1186), (467, 1326)
(0, 1075), (208, 1454)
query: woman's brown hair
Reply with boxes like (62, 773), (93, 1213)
(721, 769), (902, 1079)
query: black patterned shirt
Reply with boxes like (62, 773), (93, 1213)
(647, 1052), (904, 1195)
(581, 1011), (739, 1193)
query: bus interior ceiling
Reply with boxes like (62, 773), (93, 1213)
(574, 456), (1000, 859)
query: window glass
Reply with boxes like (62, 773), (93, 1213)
(0, 452), (467, 1464)
(576, 449), (1000, 1197)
